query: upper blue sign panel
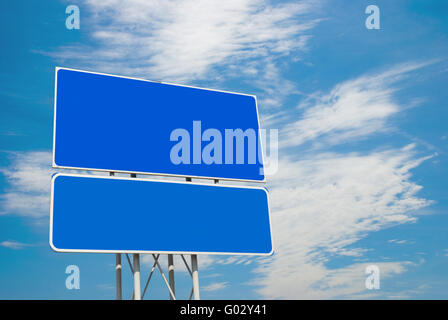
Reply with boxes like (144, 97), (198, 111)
(53, 68), (265, 182)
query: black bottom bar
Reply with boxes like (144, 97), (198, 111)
(1, 300), (446, 318)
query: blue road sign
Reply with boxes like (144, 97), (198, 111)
(50, 174), (273, 255)
(53, 67), (265, 182)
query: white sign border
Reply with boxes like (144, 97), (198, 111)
(49, 173), (274, 256)
(52, 67), (267, 183)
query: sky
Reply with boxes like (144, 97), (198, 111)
(0, 0), (447, 299)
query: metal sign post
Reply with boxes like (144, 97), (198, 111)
(110, 171), (123, 300)
(186, 177), (200, 300)
(167, 254), (175, 300)
(133, 254), (141, 300)
(115, 253), (122, 300)
(130, 173), (141, 300)
(191, 254), (200, 300)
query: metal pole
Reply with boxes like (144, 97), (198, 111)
(186, 177), (200, 300)
(191, 254), (200, 300)
(110, 172), (122, 300)
(115, 254), (122, 300)
(168, 254), (175, 300)
(142, 254), (159, 299)
(152, 254), (176, 300)
(129, 173), (141, 300)
(133, 253), (141, 300)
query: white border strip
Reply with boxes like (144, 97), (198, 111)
(49, 173), (274, 256)
(52, 67), (266, 183)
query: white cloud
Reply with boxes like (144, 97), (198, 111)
(0, 151), (90, 219)
(252, 61), (299, 109)
(250, 82), (436, 299)
(388, 239), (411, 245)
(215, 255), (256, 266)
(279, 62), (433, 148)
(311, 262), (412, 299)
(202, 281), (229, 292)
(0, 240), (30, 250)
(53, 0), (320, 85)
(252, 146), (432, 298)
(0, 151), (54, 218)
(246, 62), (437, 299)
(97, 283), (115, 291)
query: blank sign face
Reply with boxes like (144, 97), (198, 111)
(53, 68), (265, 182)
(50, 174), (273, 255)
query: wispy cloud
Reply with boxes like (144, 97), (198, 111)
(253, 145), (432, 299)
(0, 240), (31, 250)
(312, 262), (413, 299)
(202, 281), (229, 292)
(252, 60), (299, 109)
(53, 0), (321, 91)
(0, 151), (91, 219)
(278, 62), (434, 148)
(250, 62), (436, 298)
(388, 239), (412, 245)
(96, 284), (114, 291)
(0, 151), (53, 218)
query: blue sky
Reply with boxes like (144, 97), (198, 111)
(0, 0), (447, 299)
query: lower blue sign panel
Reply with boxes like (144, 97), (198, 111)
(50, 174), (273, 255)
